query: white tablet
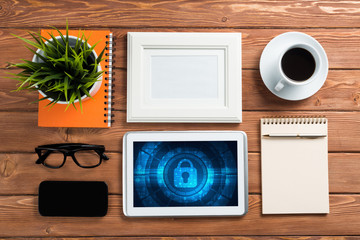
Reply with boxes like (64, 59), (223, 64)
(123, 131), (248, 217)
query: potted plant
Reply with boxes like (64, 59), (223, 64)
(8, 22), (106, 111)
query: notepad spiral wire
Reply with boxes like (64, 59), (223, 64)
(104, 33), (115, 127)
(261, 117), (327, 125)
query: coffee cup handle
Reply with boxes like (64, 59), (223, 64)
(274, 80), (285, 91)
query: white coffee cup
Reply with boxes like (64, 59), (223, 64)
(274, 43), (321, 92)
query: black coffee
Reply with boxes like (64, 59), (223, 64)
(281, 47), (316, 81)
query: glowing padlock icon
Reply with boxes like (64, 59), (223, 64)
(174, 159), (197, 188)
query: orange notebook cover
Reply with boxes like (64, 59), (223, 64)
(38, 29), (113, 128)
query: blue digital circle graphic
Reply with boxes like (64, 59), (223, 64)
(133, 141), (238, 207)
(163, 152), (208, 198)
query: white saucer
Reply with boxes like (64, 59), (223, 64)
(259, 32), (328, 101)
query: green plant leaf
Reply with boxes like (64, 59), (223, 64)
(64, 75), (69, 101)
(77, 90), (83, 113)
(82, 81), (96, 89)
(25, 45), (48, 63)
(65, 19), (69, 52)
(65, 91), (78, 111)
(29, 74), (61, 88)
(28, 31), (44, 47)
(81, 87), (93, 100)
(31, 96), (50, 104)
(44, 94), (61, 109)
(9, 21), (107, 112)
(11, 34), (42, 49)
(51, 26), (66, 50)
(96, 43), (107, 64)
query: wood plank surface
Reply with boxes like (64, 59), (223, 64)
(2, 0), (360, 28)
(3, 28), (360, 70)
(112, 29), (360, 70)
(0, 111), (359, 153)
(0, 153), (122, 195)
(3, 69), (360, 112)
(0, 152), (359, 195)
(0, 195), (359, 237)
(1, 0), (359, 239)
(0, 238), (358, 240)
(113, 69), (360, 112)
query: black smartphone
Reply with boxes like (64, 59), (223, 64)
(38, 181), (108, 217)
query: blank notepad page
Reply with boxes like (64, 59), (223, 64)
(261, 117), (329, 214)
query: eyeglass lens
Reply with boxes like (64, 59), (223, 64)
(41, 149), (102, 168)
(74, 150), (102, 167)
(43, 151), (65, 168)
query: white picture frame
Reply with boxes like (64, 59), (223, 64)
(127, 32), (242, 123)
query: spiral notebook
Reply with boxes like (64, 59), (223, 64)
(261, 117), (329, 214)
(38, 29), (114, 128)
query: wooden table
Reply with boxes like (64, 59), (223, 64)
(1, 0), (360, 239)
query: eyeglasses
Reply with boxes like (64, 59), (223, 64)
(35, 143), (109, 168)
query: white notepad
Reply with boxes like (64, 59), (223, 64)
(261, 117), (329, 214)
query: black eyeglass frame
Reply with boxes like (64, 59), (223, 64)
(35, 143), (109, 169)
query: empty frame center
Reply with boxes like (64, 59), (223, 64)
(151, 55), (219, 99)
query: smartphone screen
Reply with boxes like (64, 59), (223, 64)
(38, 181), (108, 217)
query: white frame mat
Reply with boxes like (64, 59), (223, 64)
(127, 32), (242, 123)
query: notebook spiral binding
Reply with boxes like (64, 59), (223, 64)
(262, 117), (327, 125)
(104, 33), (114, 126)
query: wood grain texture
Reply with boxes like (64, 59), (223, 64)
(0, 153), (122, 195)
(241, 70), (360, 111)
(68, 111), (360, 153)
(3, 69), (360, 112)
(0, 152), (359, 195)
(112, 28), (360, 70)
(1, 0), (359, 238)
(0, 237), (358, 240)
(0, 70), (38, 111)
(0, 111), (359, 153)
(114, 69), (360, 112)
(2, 28), (360, 69)
(2, 1), (360, 28)
(0, 195), (359, 237)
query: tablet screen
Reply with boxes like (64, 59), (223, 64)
(133, 141), (238, 207)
